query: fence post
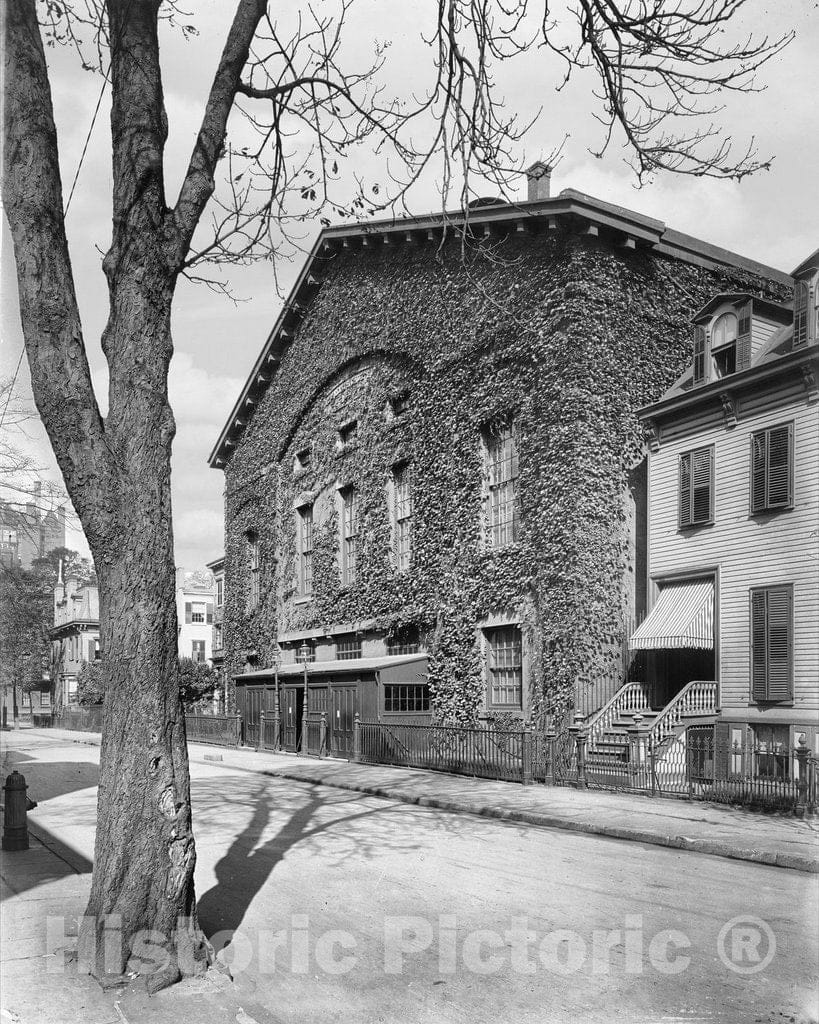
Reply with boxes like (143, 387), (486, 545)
(353, 712), (361, 763)
(522, 724), (533, 786)
(320, 712), (327, 759)
(272, 704), (281, 752)
(258, 710), (265, 752)
(626, 713), (645, 791)
(569, 711), (587, 789)
(794, 733), (809, 816)
(234, 713), (242, 747)
(649, 735), (656, 796)
(545, 726), (555, 785)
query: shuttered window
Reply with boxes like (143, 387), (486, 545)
(679, 447), (714, 528)
(751, 585), (793, 702)
(751, 423), (793, 513)
(736, 300), (752, 371)
(692, 325), (707, 385)
(793, 281), (809, 347)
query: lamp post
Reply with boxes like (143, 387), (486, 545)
(297, 641), (311, 755)
(270, 646), (282, 751)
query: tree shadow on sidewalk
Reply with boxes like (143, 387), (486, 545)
(195, 780), (430, 941)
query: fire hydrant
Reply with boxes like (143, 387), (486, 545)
(3, 771), (30, 851)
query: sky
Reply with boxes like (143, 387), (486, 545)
(2, 0), (818, 572)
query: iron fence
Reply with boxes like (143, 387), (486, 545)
(54, 707), (104, 732)
(184, 713), (241, 748)
(359, 720), (529, 782)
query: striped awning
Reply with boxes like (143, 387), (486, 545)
(629, 580), (714, 650)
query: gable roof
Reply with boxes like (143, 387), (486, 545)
(208, 187), (792, 469)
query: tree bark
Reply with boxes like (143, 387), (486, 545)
(3, 0), (208, 988)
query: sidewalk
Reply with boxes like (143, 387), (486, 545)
(30, 726), (819, 874)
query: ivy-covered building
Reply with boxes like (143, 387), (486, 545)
(209, 171), (791, 755)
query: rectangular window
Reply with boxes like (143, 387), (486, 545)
(751, 585), (793, 702)
(386, 625), (421, 656)
(392, 463), (412, 571)
(298, 504), (314, 597)
(295, 446), (312, 473)
(216, 578), (224, 607)
(751, 423), (793, 513)
(484, 421), (519, 548)
(336, 635), (362, 660)
(486, 625), (523, 708)
(341, 487), (358, 585)
(679, 446), (714, 528)
(213, 624), (223, 653)
(192, 640), (206, 663)
(793, 281), (809, 347)
(93, 638), (101, 660)
(191, 601), (207, 623)
(384, 683), (430, 713)
(247, 531), (260, 610)
(752, 724), (791, 779)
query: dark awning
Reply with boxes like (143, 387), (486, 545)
(234, 653), (427, 682)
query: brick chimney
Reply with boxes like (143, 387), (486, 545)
(525, 162), (551, 202)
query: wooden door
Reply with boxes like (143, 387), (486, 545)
(283, 687), (303, 752)
(240, 685), (264, 747)
(330, 684), (358, 758)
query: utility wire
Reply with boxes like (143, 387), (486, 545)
(64, 70), (110, 217)
(0, 346), (26, 436)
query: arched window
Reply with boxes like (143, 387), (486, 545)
(711, 312), (738, 349)
(711, 312), (738, 377)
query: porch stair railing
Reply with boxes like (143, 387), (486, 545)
(585, 681), (653, 755)
(647, 680), (719, 751)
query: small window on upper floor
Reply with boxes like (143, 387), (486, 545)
(337, 420), (358, 451)
(793, 281), (810, 347)
(294, 446), (312, 474)
(389, 392), (410, 418)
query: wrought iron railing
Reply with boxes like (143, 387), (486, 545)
(54, 707), (105, 732)
(359, 720), (530, 782)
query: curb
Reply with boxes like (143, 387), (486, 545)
(244, 765), (819, 875)
(18, 729), (819, 875)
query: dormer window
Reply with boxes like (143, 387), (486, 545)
(794, 281), (809, 346)
(710, 312), (737, 378)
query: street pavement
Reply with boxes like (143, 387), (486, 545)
(2, 730), (818, 1024)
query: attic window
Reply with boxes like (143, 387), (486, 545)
(338, 420), (358, 450)
(711, 312), (737, 378)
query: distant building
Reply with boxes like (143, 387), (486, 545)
(0, 483), (65, 568)
(206, 555), (226, 708)
(176, 568), (216, 665)
(51, 567), (100, 707)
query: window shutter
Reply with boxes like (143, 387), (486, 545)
(692, 326), (706, 385)
(750, 590), (768, 700)
(185, 602), (192, 624)
(766, 587), (793, 700)
(206, 603), (213, 624)
(793, 282), (809, 346)
(679, 454), (692, 527)
(751, 433), (766, 513)
(766, 424), (792, 507)
(691, 448), (712, 523)
(736, 300), (752, 370)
